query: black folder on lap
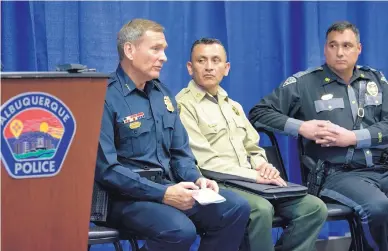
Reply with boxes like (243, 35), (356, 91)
(200, 169), (307, 200)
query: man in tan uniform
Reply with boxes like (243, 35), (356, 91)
(176, 38), (328, 251)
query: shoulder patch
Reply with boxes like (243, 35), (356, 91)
(282, 77), (297, 87)
(293, 66), (323, 78)
(358, 65), (377, 72)
(293, 67), (323, 78)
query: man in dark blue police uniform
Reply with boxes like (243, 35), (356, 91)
(95, 18), (250, 251)
(249, 21), (388, 251)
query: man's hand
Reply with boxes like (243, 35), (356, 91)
(195, 177), (219, 193)
(256, 175), (287, 187)
(315, 122), (357, 148)
(162, 182), (199, 210)
(298, 120), (335, 141)
(254, 162), (280, 179)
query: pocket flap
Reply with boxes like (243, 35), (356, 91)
(365, 93), (382, 106)
(314, 98), (344, 113)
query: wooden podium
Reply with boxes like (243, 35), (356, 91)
(1, 72), (108, 251)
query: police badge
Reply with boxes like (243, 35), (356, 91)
(164, 96), (174, 112)
(366, 82), (378, 96)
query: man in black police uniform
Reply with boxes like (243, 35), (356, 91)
(95, 18), (250, 251)
(249, 21), (388, 251)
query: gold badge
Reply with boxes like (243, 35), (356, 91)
(232, 106), (240, 116)
(321, 94), (333, 100)
(366, 81), (378, 96)
(129, 121), (141, 129)
(164, 96), (174, 112)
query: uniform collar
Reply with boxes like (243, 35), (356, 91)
(116, 64), (161, 96)
(188, 80), (228, 103)
(322, 63), (371, 86)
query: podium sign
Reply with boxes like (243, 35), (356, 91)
(1, 72), (108, 251)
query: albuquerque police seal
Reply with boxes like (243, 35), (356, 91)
(1, 92), (76, 179)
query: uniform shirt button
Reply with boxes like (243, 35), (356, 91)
(375, 100), (379, 104)
(366, 151), (371, 155)
(352, 101), (356, 104)
(328, 105), (332, 110)
(156, 120), (159, 123)
(134, 130), (138, 134)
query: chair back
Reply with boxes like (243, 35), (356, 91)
(256, 128), (288, 181)
(90, 182), (109, 222)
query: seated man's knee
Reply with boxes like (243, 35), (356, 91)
(155, 219), (197, 246)
(252, 198), (274, 218)
(219, 189), (251, 220)
(307, 195), (328, 223)
(366, 199), (388, 224)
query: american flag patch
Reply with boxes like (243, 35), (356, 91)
(123, 112), (145, 124)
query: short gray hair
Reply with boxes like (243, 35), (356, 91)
(326, 21), (360, 43)
(117, 19), (164, 60)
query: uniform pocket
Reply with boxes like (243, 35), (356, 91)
(199, 121), (227, 136)
(314, 98), (344, 113)
(365, 93), (382, 107)
(163, 113), (176, 129)
(163, 113), (176, 149)
(119, 117), (153, 156)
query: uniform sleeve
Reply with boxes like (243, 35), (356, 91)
(248, 77), (304, 137)
(95, 101), (168, 203)
(178, 101), (259, 182)
(354, 71), (388, 148)
(168, 109), (203, 183)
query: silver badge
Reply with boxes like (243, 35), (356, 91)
(321, 94), (333, 100)
(282, 77), (297, 87)
(366, 81), (378, 96)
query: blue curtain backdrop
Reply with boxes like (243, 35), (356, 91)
(2, 1), (388, 250)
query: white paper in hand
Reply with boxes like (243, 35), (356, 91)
(192, 188), (226, 205)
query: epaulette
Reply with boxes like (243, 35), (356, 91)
(283, 66), (323, 87)
(357, 65), (377, 72)
(175, 88), (190, 100)
(108, 72), (117, 86)
(293, 66), (323, 78)
(357, 65), (388, 84)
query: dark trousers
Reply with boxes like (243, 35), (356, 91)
(107, 189), (250, 251)
(320, 167), (388, 251)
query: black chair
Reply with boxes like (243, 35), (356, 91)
(297, 135), (363, 251)
(260, 143), (291, 228)
(88, 225), (123, 251)
(257, 128), (363, 251)
(90, 182), (141, 251)
(257, 130), (296, 248)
